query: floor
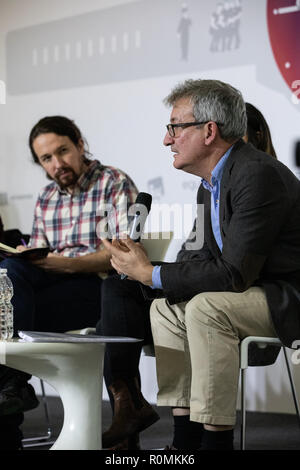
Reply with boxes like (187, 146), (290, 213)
(20, 396), (300, 451)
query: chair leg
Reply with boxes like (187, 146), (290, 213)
(40, 379), (52, 433)
(240, 368), (246, 450)
(22, 379), (55, 448)
(283, 347), (300, 428)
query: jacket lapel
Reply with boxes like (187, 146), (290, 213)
(202, 186), (220, 257)
(219, 139), (245, 243)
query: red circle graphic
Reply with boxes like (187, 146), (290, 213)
(267, 0), (300, 93)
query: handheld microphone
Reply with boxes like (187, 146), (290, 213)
(120, 192), (152, 280)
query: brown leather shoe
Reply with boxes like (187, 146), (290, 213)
(102, 379), (159, 448)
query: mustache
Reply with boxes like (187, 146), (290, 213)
(55, 167), (75, 178)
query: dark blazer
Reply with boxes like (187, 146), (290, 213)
(159, 139), (300, 347)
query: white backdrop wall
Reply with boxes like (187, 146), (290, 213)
(0, 0), (300, 413)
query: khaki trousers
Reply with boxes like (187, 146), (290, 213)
(150, 287), (277, 426)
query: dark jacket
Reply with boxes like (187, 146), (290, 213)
(159, 139), (300, 347)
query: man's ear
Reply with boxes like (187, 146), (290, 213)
(77, 138), (85, 155)
(204, 122), (218, 145)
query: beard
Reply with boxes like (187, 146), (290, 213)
(52, 167), (80, 188)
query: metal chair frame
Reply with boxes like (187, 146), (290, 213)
(22, 379), (56, 448)
(240, 336), (300, 450)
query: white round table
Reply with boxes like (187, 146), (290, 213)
(0, 336), (138, 450)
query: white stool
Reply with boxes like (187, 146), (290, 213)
(0, 337), (138, 450)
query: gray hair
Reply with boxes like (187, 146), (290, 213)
(164, 79), (247, 142)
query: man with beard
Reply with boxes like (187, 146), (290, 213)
(0, 115), (138, 449)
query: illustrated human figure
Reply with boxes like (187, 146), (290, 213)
(177, 3), (192, 60)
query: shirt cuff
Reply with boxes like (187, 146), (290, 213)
(151, 265), (163, 289)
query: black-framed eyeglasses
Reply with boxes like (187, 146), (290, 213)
(166, 121), (223, 138)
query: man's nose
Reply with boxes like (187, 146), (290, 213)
(163, 132), (173, 147)
(53, 155), (64, 168)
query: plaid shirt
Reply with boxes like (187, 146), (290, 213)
(30, 160), (138, 257)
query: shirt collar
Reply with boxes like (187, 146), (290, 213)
(202, 146), (233, 189)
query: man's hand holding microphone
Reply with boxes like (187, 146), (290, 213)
(102, 192), (154, 285)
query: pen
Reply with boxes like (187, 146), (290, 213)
(21, 239), (27, 247)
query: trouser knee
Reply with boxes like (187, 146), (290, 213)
(149, 298), (166, 327)
(185, 292), (230, 332)
(0, 258), (41, 283)
(0, 258), (24, 274)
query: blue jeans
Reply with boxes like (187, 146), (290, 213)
(0, 258), (102, 336)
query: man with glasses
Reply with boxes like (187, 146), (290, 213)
(103, 78), (300, 450)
